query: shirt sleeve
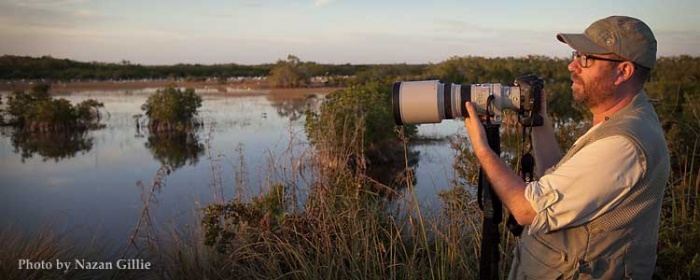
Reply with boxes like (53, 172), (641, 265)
(524, 135), (644, 235)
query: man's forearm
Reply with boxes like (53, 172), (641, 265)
(532, 117), (563, 176)
(473, 144), (536, 225)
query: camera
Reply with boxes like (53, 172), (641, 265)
(392, 74), (543, 127)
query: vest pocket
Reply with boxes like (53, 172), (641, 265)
(577, 255), (625, 279)
(518, 241), (565, 279)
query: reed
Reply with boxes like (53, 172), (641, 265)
(0, 224), (114, 279)
(655, 92), (700, 279)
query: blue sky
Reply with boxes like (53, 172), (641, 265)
(1, 0), (698, 65)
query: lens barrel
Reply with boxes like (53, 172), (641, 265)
(393, 75), (541, 127)
(392, 80), (472, 125)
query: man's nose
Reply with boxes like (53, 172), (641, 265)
(568, 59), (580, 73)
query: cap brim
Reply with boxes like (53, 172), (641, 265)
(557, 33), (609, 54)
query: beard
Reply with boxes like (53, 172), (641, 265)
(572, 73), (615, 108)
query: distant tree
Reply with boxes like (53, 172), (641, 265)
(352, 64), (426, 85)
(0, 55), (272, 80)
(268, 55), (310, 88)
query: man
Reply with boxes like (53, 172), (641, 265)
(463, 16), (670, 279)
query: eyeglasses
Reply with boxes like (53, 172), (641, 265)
(571, 51), (625, 68)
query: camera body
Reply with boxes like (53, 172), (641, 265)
(392, 74), (543, 127)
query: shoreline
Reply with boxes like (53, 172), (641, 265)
(0, 80), (340, 96)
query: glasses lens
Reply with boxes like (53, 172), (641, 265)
(572, 51), (590, 68)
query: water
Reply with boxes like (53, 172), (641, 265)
(0, 88), (462, 247)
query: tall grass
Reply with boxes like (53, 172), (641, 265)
(0, 224), (116, 279)
(655, 92), (700, 279)
(179, 96), (490, 279)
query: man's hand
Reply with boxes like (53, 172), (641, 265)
(463, 101), (490, 156)
(531, 88), (563, 175)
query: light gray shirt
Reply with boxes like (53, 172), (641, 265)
(524, 124), (644, 235)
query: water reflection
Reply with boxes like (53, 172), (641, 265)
(8, 129), (94, 163)
(266, 93), (323, 121)
(144, 131), (205, 170)
(0, 89), (456, 249)
(365, 145), (420, 193)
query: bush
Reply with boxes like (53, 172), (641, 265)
(305, 81), (416, 153)
(141, 85), (202, 132)
(4, 83), (103, 131)
(202, 184), (286, 254)
(268, 55), (310, 88)
(305, 81), (419, 187)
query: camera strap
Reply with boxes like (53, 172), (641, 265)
(519, 127), (536, 184)
(477, 122), (503, 280)
(505, 127), (537, 237)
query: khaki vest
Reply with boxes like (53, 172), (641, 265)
(509, 91), (670, 279)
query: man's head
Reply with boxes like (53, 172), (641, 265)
(558, 16), (656, 109)
(557, 16), (657, 70)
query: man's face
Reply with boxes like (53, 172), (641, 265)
(568, 52), (620, 109)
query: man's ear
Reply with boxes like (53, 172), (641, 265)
(615, 62), (635, 85)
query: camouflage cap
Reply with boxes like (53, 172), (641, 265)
(557, 16), (657, 69)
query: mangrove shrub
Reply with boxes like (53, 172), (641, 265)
(4, 83), (104, 131)
(140, 85), (202, 132)
(305, 81), (419, 187)
(305, 81), (416, 155)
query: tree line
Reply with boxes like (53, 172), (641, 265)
(2, 54), (696, 84)
(0, 55), (379, 81)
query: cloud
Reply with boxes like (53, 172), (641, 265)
(314, 0), (335, 7)
(0, 0), (99, 27)
(73, 9), (95, 17)
(5, 0), (91, 9)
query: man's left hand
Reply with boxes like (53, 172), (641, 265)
(463, 101), (490, 156)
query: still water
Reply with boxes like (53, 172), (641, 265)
(0, 88), (463, 247)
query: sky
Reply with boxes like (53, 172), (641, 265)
(1, 0), (698, 65)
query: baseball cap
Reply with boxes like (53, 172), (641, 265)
(557, 16), (657, 69)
